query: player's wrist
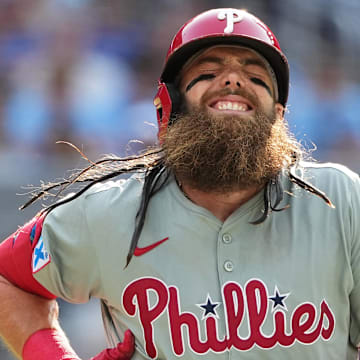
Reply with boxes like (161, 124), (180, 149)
(22, 328), (80, 360)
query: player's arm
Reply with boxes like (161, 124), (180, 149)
(0, 214), (134, 360)
(0, 278), (134, 360)
(0, 274), (63, 358)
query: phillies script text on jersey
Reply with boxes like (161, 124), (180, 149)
(122, 278), (335, 358)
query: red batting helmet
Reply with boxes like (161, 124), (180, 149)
(154, 8), (289, 140)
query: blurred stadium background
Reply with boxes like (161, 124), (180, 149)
(0, 0), (359, 358)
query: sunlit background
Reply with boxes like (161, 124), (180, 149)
(0, 0), (359, 358)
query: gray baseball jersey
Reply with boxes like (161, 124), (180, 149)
(33, 162), (360, 359)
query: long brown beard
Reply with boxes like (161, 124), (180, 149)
(162, 90), (300, 193)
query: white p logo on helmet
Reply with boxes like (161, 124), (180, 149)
(217, 9), (245, 34)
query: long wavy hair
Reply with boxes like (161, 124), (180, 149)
(22, 145), (333, 267)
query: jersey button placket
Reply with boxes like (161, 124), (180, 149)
(223, 260), (234, 272)
(216, 229), (236, 352)
(222, 233), (232, 244)
(222, 233), (234, 272)
(218, 231), (236, 277)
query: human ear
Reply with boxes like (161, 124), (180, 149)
(275, 103), (285, 118)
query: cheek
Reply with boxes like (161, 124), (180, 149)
(183, 85), (206, 108)
(263, 99), (275, 114)
(253, 87), (276, 112)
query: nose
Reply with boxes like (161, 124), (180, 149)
(225, 79), (241, 87)
(222, 70), (244, 89)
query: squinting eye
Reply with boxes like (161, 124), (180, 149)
(250, 77), (272, 95)
(185, 73), (215, 92)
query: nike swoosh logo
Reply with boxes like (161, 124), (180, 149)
(134, 237), (169, 257)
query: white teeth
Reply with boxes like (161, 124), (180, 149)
(216, 101), (248, 111)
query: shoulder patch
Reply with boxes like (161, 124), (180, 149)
(32, 235), (51, 273)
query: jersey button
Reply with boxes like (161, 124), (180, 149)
(222, 233), (232, 244)
(224, 261), (234, 272)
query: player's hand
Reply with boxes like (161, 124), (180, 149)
(90, 330), (135, 360)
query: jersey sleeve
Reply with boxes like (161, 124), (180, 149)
(0, 212), (56, 299)
(348, 174), (360, 347)
(33, 193), (101, 303)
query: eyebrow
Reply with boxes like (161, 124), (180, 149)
(191, 55), (268, 71)
(188, 56), (223, 69)
(241, 58), (268, 71)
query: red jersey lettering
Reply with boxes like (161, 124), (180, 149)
(122, 277), (335, 358)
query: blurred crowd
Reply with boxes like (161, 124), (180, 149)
(0, 0), (359, 165)
(0, 0), (359, 359)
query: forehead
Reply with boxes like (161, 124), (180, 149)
(183, 45), (267, 72)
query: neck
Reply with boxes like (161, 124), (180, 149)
(180, 181), (263, 222)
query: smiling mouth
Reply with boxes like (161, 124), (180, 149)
(210, 101), (253, 112)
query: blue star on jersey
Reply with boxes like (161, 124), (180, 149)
(269, 285), (290, 311)
(32, 235), (51, 273)
(198, 295), (220, 319)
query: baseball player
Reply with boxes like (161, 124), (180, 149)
(1, 7), (360, 360)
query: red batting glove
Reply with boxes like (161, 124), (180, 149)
(90, 330), (135, 360)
